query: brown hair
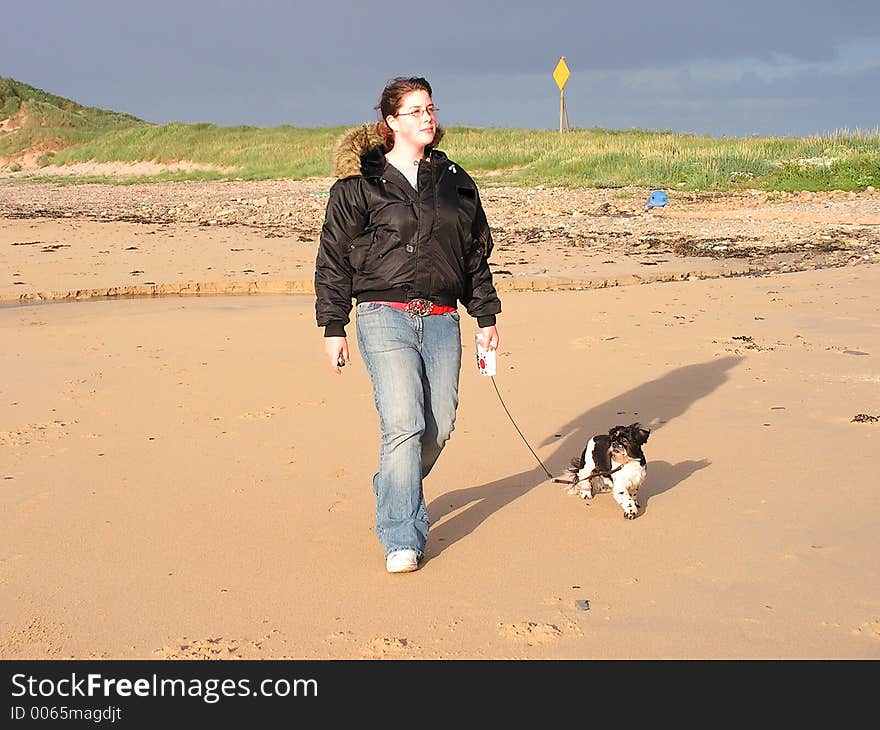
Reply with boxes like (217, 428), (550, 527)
(374, 76), (434, 152)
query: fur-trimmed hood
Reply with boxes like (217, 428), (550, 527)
(331, 123), (446, 179)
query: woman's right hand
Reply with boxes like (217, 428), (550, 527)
(324, 336), (349, 375)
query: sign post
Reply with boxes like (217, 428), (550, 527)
(552, 56), (571, 134)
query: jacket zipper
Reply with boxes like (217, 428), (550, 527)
(379, 171), (421, 249)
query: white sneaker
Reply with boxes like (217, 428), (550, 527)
(386, 549), (419, 574)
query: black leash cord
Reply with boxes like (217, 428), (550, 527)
(490, 376), (554, 480)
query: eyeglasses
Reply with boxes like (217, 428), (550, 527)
(394, 106), (439, 119)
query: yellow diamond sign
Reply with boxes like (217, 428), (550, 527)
(553, 57), (570, 90)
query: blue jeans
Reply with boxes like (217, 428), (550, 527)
(355, 302), (462, 559)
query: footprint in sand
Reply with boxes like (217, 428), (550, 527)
(0, 420), (76, 447)
(850, 620), (880, 640)
(326, 630), (356, 643)
(360, 636), (417, 657)
(0, 617), (67, 658)
(153, 636), (242, 660)
(498, 621), (562, 645)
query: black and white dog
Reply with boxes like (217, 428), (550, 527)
(561, 423), (650, 519)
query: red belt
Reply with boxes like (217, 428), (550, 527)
(376, 299), (457, 316)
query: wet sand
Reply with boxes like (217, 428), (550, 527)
(2, 257), (878, 658)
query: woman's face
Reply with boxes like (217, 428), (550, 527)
(388, 89), (437, 150)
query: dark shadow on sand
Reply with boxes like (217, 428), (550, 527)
(426, 356), (742, 558)
(636, 458), (711, 509)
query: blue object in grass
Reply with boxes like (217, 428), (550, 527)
(644, 190), (668, 210)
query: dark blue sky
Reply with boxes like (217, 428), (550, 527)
(4, 0), (879, 137)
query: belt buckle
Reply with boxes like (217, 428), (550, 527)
(405, 298), (434, 316)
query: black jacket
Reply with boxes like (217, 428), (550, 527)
(314, 124), (501, 337)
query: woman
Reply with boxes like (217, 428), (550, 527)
(314, 76), (501, 574)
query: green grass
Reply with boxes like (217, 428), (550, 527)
(3, 78), (879, 191)
(44, 122), (344, 180)
(443, 126), (880, 191)
(0, 77), (144, 159)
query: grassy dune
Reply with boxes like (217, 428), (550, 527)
(445, 126), (880, 191)
(2, 77), (878, 190)
(41, 122), (343, 181)
(0, 78), (142, 163)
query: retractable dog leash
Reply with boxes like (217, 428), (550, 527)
(486, 366), (622, 485)
(487, 374), (554, 480)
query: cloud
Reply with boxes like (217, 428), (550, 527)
(3, 0), (879, 135)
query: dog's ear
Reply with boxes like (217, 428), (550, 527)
(633, 424), (650, 444)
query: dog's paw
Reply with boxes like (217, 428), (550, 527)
(578, 488), (593, 500)
(623, 506), (638, 519)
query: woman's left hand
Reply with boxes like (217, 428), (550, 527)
(477, 326), (499, 351)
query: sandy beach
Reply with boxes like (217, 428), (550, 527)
(1, 178), (879, 659)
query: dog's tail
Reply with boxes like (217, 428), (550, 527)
(561, 454), (584, 482)
(555, 455), (584, 493)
